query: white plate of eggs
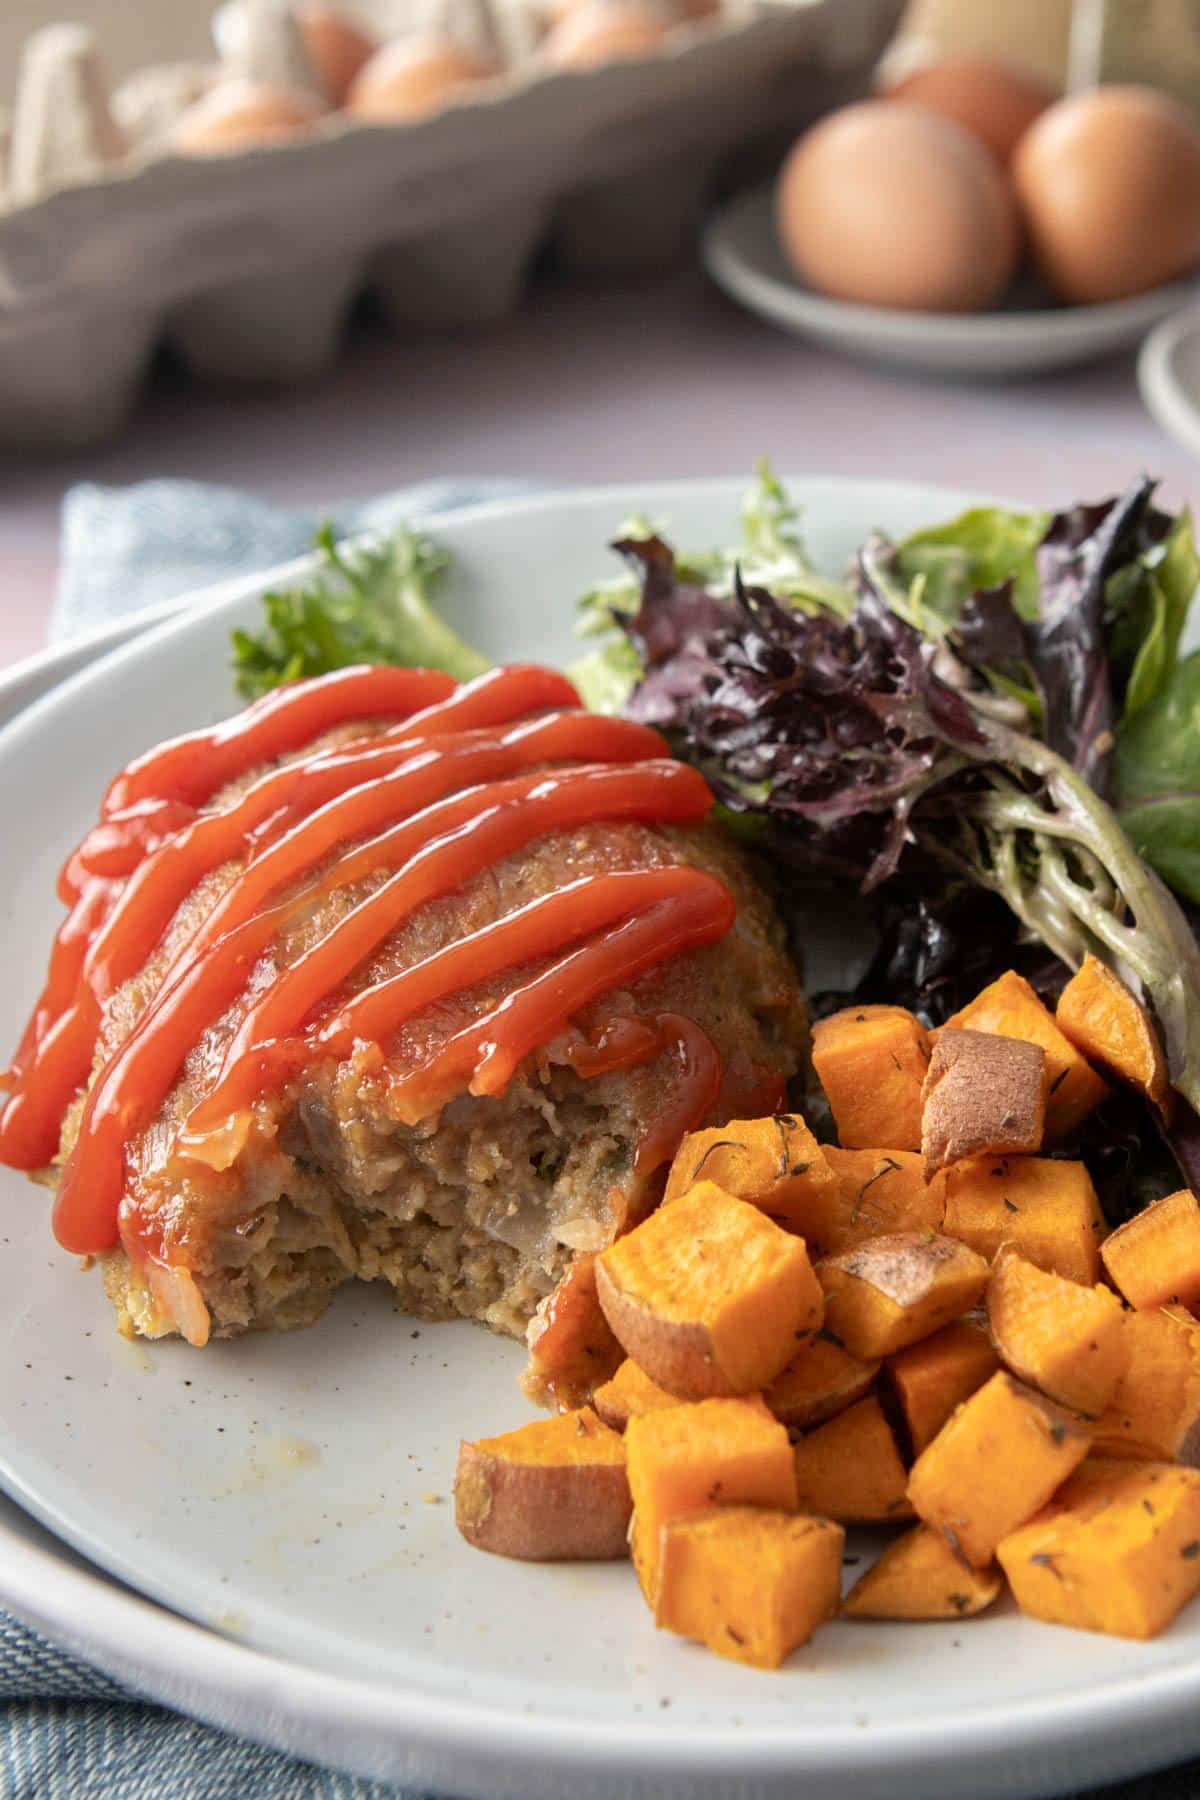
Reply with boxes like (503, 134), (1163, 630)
(704, 62), (1200, 378)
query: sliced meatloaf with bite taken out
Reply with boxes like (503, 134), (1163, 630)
(2, 664), (805, 1402)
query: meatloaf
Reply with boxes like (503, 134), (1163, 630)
(32, 683), (806, 1380)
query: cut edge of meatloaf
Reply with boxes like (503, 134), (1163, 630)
(71, 816), (805, 1360)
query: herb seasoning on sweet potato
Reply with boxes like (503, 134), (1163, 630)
(595, 1182), (823, 1399)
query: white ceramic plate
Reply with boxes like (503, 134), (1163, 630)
(1139, 303), (1200, 462)
(705, 187), (1200, 378)
(4, 477), (1200, 1800)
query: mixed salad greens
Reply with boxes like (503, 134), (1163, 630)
(230, 466), (1200, 1209)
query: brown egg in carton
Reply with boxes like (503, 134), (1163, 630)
(0, 0), (902, 449)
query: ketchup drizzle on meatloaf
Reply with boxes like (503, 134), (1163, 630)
(0, 664), (737, 1266)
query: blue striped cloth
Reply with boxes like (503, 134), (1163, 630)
(7, 474), (1200, 1798)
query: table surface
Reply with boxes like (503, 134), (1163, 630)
(4, 261), (1199, 671)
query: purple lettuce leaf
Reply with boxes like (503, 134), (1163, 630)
(621, 547), (985, 891)
(955, 480), (1169, 797)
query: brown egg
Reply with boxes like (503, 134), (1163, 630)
(296, 3), (376, 106)
(347, 37), (498, 121)
(543, 0), (669, 70)
(1014, 85), (1200, 304)
(887, 56), (1056, 165)
(172, 77), (325, 153)
(776, 101), (1019, 313)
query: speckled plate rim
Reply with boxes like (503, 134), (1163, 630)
(1, 477), (1200, 1799)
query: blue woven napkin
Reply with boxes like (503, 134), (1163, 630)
(53, 476), (538, 642)
(6, 476), (538, 1800)
(12, 475), (1200, 1800)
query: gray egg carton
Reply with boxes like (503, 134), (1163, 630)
(0, 0), (901, 451)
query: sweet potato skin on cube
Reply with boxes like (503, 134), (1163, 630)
(843, 1522), (1003, 1621)
(998, 1460), (1200, 1639)
(1101, 1189), (1200, 1313)
(907, 1371), (1090, 1567)
(885, 1318), (1000, 1458)
(764, 1333), (880, 1430)
(522, 1253), (624, 1411)
(818, 1231), (989, 1362)
(937, 1154), (1106, 1284)
(987, 1249), (1128, 1418)
(945, 969), (1108, 1139)
(663, 1115), (840, 1248)
(822, 1148), (944, 1251)
(626, 1397), (797, 1602)
(454, 1407), (631, 1561)
(920, 1028), (1046, 1180)
(1056, 953), (1172, 1122)
(811, 1005), (931, 1152)
(1091, 1305), (1200, 1465)
(791, 1395), (914, 1523)
(595, 1182), (823, 1399)
(655, 1507), (844, 1668)
(592, 1359), (680, 1432)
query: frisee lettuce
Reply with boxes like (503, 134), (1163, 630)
(231, 523), (488, 701)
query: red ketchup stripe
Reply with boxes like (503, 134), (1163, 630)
(5, 665), (588, 1172)
(2, 661), (735, 1274)
(557, 1011), (722, 1176)
(102, 666), (459, 815)
(87, 712), (648, 1007)
(101, 664), (577, 815)
(312, 871), (694, 1057)
(384, 879), (735, 1125)
(180, 759), (711, 1140)
(167, 713), (664, 979)
(60, 799), (199, 902)
(629, 1015), (724, 1175)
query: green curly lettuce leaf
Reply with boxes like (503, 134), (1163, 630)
(231, 523), (489, 701)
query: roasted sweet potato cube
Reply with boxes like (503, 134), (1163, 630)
(946, 970), (1108, 1139)
(455, 1407), (631, 1561)
(843, 1522), (1003, 1620)
(822, 1147), (944, 1251)
(907, 1371), (1090, 1567)
(655, 1508), (844, 1668)
(885, 1318), (1000, 1458)
(626, 1397), (797, 1602)
(595, 1181), (824, 1399)
(937, 1154), (1106, 1284)
(998, 1460), (1200, 1639)
(1056, 953), (1172, 1122)
(987, 1249), (1128, 1418)
(522, 1252), (623, 1410)
(791, 1395), (913, 1523)
(1101, 1189), (1200, 1313)
(592, 1359), (680, 1432)
(920, 1028), (1047, 1179)
(811, 1005), (931, 1151)
(1091, 1305), (1200, 1464)
(764, 1333), (880, 1430)
(663, 1115), (840, 1248)
(818, 1232), (989, 1361)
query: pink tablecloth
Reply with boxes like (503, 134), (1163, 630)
(3, 264), (1197, 671)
